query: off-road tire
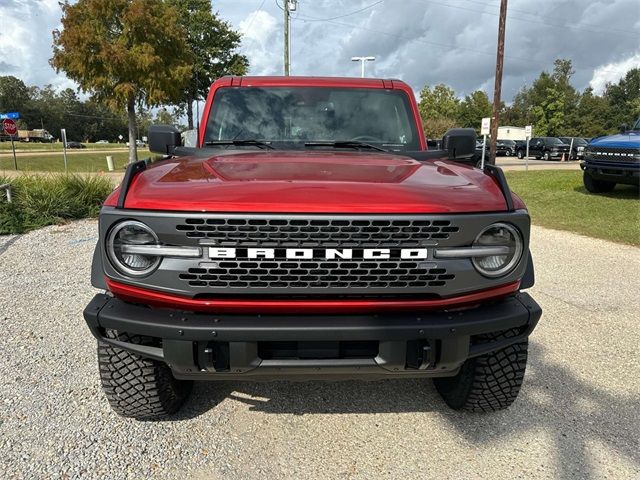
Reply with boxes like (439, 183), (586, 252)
(583, 172), (616, 193)
(433, 328), (528, 412)
(98, 331), (193, 420)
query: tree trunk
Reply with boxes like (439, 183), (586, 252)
(187, 99), (194, 130)
(127, 96), (138, 164)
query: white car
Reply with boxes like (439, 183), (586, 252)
(96, 140), (109, 144)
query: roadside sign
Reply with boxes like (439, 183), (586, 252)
(525, 125), (532, 138)
(481, 117), (491, 136)
(2, 118), (17, 136)
(2, 119), (18, 170)
(118, 134), (123, 141)
(0, 112), (20, 120)
(61, 128), (68, 172)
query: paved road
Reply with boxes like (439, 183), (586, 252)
(1, 221), (638, 479)
(0, 148), (138, 158)
(496, 156), (581, 171)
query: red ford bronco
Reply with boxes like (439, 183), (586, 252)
(84, 76), (541, 419)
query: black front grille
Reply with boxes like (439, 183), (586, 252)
(176, 218), (460, 247)
(179, 259), (456, 291)
(586, 146), (640, 163)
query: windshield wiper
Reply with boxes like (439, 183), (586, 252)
(204, 140), (275, 150)
(304, 141), (387, 152)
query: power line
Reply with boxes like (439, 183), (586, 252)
(459, 0), (639, 37)
(296, 0), (385, 22)
(242, 0), (268, 33)
(412, 0), (639, 39)
(294, 13), (632, 74)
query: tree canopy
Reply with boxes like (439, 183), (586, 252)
(168, 0), (248, 129)
(417, 59), (639, 139)
(51, 0), (193, 162)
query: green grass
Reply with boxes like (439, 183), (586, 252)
(0, 141), (126, 152)
(0, 174), (114, 234)
(0, 150), (151, 172)
(506, 170), (640, 246)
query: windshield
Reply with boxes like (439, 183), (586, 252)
(498, 140), (515, 146)
(204, 87), (420, 150)
(633, 117), (640, 130)
(547, 137), (566, 146)
(561, 137), (587, 145)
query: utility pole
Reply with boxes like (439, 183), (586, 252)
(488, 0), (508, 165)
(351, 56), (376, 77)
(283, 0), (290, 75)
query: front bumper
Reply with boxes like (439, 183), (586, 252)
(84, 293), (541, 380)
(581, 161), (640, 186)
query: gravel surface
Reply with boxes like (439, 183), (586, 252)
(1, 220), (639, 479)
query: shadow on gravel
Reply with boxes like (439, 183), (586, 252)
(177, 342), (640, 478)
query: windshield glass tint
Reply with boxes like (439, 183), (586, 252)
(204, 87), (420, 150)
(547, 138), (565, 145)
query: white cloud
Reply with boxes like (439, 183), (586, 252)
(0, 0), (75, 90)
(238, 10), (281, 75)
(589, 53), (640, 94)
(2, 0), (640, 102)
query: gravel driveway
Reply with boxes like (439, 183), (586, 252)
(1, 220), (638, 479)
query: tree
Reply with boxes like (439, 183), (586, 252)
(456, 90), (492, 132)
(51, 0), (193, 163)
(604, 68), (640, 130)
(0, 76), (30, 114)
(168, 0), (248, 129)
(418, 84), (459, 138)
(574, 87), (611, 137)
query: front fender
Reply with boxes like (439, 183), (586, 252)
(91, 243), (107, 290)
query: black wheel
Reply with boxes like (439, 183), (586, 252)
(434, 328), (528, 412)
(583, 172), (615, 193)
(516, 149), (524, 159)
(543, 151), (551, 161)
(98, 331), (193, 420)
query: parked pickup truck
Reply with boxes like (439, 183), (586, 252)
(83, 76), (541, 420)
(581, 118), (640, 192)
(528, 137), (571, 160)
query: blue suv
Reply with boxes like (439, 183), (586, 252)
(581, 118), (640, 193)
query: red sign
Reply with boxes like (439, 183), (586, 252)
(2, 119), (17, 136)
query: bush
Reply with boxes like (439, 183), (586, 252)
(0, 174), (113, 234)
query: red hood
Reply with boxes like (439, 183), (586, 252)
(109, 151), (515, 213)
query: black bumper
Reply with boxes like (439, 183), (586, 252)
(581, 161), (640, 186)
(84, 293), (541, 380)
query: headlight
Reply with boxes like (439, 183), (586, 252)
(106, 220), (161, 277)
(472, 223), (523, 277)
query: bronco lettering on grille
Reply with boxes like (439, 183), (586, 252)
(208, 247), (429, 260)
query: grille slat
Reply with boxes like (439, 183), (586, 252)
(178, 259), (456, 290)
(177, 218), (459, 247)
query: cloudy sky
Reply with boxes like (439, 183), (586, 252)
(1, 0), (639, 101)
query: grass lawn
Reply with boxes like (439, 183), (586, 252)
(0, 150), (151, 173)
(0, 142), (126, 152)
(506, 170), (640, 246)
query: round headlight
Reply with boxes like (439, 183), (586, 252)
(472, 223), (523, 278)
(106, 220), (161, 277)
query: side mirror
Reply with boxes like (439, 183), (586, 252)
(619, 123), (628, 133)
(442, 128), (477, 161)
(148, 124), (181, 155)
